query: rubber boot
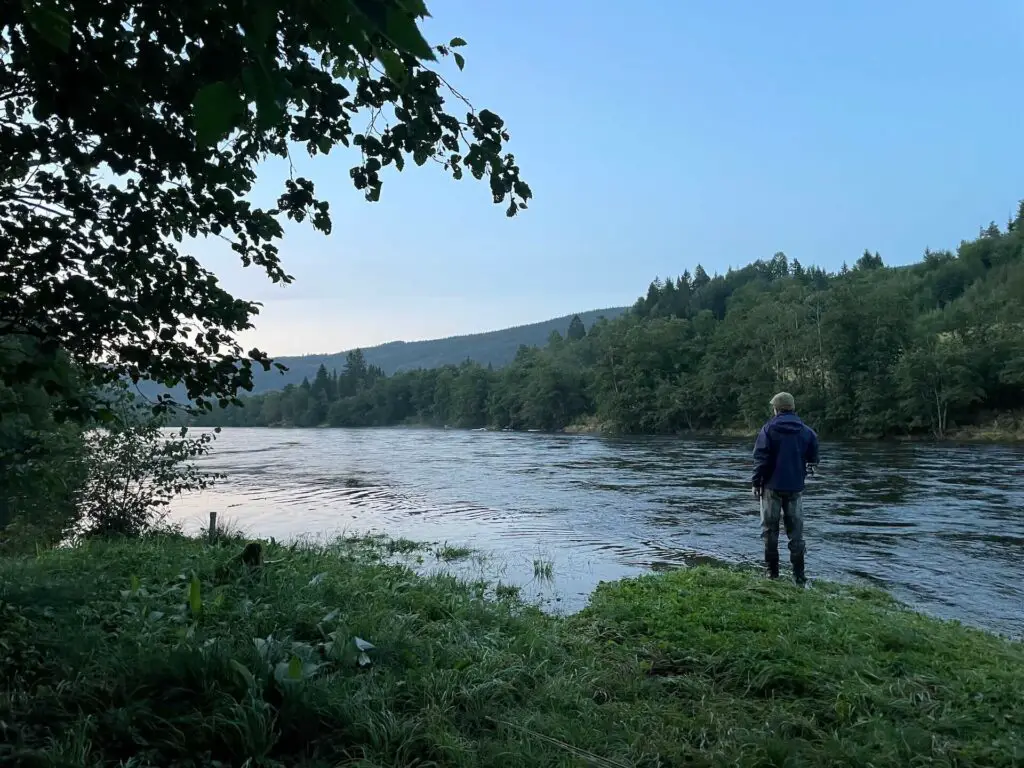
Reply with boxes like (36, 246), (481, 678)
(791, 552), (806, 587)
(765, 547), (779, 579)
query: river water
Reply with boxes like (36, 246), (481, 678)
(170, 427), (1024, 638)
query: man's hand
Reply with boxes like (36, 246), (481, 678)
(752, 485), (762, 499)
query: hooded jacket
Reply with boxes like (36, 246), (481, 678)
(752, 412), (820, 493)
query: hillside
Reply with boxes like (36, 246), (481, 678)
(139, 307), (626, 400)
(188, 210), (1024, 437)
(253, 306), (625, 393)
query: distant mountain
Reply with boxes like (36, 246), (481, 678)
(137, 306), (627, 400)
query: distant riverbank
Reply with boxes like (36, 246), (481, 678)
(560, 413), (1024, 443)
(1, 533), (1021, 766)
(179, 413), (1024, 443)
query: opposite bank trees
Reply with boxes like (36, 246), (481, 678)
(0, 0), (531, 417)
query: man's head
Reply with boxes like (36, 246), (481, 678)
(770, 391), (796, 416)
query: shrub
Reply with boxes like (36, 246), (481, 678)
(76, 393), (222, 537)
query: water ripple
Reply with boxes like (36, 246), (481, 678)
(170, 427), (1024, 637)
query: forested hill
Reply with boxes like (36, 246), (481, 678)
(138, 307), (627, 400)
(186, 207), (1024, 439)
(257, 307), (627, 392)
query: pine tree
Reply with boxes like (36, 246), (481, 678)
(692, 264), (711, 290)
(344, 349), (368, 380)
(856, 249), (884, 270)
(567, 314), (587, 341)
(769, 252), (789, 280)
(311, 364), (332, 399)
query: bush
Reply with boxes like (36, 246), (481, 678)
(75, 394), (222, 537)
(0, 343), (87, 552)
(1, 375), (222, 546)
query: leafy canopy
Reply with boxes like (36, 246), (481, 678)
(1, 0), (531, 414)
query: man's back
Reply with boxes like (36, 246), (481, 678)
(752, 412), (819, 493)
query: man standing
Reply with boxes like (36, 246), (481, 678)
(751, 392), (820, 585)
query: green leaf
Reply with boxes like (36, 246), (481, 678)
(192, 82), (244, 146)
(287, 654), (303, 679)
(241, 57), (287, 130)
(129, 575), (140, 594)
(383, 7), (435, 60)
(188, 573), (202, 616)
(378, 50), (407, 83)
(453, 52), (465, 71)
(449, 37), (467, 47)
(23, 1), (71, 52)
(243, 2), (276, 50)
(403, 0), (430, 16)
(230, 658), (257, 689)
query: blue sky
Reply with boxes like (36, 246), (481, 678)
(199, 0), (1024, 356)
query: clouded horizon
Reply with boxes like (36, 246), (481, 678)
(191, 0), (1024, 357)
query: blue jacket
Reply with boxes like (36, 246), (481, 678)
(752, 413), (820, 493)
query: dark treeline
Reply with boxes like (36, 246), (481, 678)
(187, 209), (1024, 438)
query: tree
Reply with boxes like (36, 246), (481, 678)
(856, 250), (885, 271)
(76, 395), (222, 537)
(692, 265), (711, 290)
(896, 335), (984, 438)
(768, 252), (789, 280)
(341, 349), (369, 395)
(566, 315), (587, 341)
(0, 339), (86, 550)
(310, 364), (333, 399)
(180, 201), (1024, 439)
(1, 0), (531, 416)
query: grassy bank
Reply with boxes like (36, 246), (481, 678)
(563, 417), (758, 439)
(1, 536), (1021, 767)
(564, 417), (1024, 443)
(945, 412), (1024, 443)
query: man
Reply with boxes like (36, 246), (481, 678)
(751, 392), (819, 585)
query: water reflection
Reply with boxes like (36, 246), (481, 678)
(170, 428), (1024, 638)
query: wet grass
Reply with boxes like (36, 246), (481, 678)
(532, 556), (555, 581)
(435, 543), (473, 562)
(0, 534), (1021, 767)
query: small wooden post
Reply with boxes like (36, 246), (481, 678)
(208, 511), (217, 543)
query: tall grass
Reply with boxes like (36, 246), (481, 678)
(0, 534), (1020, 766)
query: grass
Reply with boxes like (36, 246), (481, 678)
(0, 535), (1021, 767)
(532, 556), (555, 581)
(946, 411), (1024, 443)
(435, 543), (473, 562)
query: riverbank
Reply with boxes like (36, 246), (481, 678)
(564, 413), (1024, 443)
(564, 418), (758, 439)
(1, 535), (1021, 766)
(943, 412), (1024, 443)
(176, 413), (1024, 443)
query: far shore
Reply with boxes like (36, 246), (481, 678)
(182, 419), (1024, 444)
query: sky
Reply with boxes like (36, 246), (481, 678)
(195, 0), (1024, 357)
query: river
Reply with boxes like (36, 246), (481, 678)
(170, 427), (1024, 638)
